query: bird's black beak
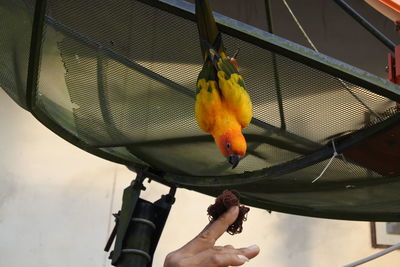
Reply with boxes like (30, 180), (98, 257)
(228, 154), (240, 169)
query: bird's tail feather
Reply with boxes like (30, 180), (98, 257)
(195, 0), (224, 60)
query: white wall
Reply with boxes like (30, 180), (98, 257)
(1, 89), (400, 267)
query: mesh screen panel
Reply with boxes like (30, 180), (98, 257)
(39, 0), (394, 177)
(0, 0), (35, 108)
(3, 0), (400, 220)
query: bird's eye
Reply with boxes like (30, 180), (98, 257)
(226, 142), (231, 150)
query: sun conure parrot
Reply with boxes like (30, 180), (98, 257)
(194, 0), (253, 168)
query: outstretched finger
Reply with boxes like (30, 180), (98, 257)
(190, 244), (260, 264)
(183, 206), (239, 253)
(199, 252), (250, 267)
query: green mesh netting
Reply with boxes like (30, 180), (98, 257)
(2, 0), (400, 221)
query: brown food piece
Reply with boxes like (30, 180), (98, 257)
(207, 190), (250, 235)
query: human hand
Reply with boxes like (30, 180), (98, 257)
(164, 206), (260, 267)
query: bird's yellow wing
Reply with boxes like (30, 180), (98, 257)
(217, 58), (252, 129)
(195, 77), (222, 133)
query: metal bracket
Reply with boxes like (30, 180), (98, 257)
(387, 46), (400, 108)
(105, 171), (176, 267)
(387, 46), (400, 84)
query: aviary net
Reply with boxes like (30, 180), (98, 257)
(1, 0), (400, 221)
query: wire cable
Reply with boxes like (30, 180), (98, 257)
(281, 0), (382, 120)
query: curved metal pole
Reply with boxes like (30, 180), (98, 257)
(264, 0), (286, 130)
(26, 0), (47, 110)
(334, 0), (396, 52)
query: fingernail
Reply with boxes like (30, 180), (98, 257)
(238, 255), (249, 262)
(246, 245), (259, 252)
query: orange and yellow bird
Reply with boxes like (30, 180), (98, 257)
(195, 0), (252, 168)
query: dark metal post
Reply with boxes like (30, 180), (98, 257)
(26, 0), (47, 110)
(334, 0), (396, 52)
(117, 199), (156, 267)
(264, 0), (286, 130)
(106, 172), (176, 267)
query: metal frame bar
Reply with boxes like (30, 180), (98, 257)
(26, 0), (47, 110)
(334, 0), (397, 52)
(264, 0), (286, 130)
(96, 52), (129, 142)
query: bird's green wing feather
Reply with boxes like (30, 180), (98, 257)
(195, 0), (224, 60)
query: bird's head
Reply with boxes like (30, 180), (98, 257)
(215, 129), (246, 169)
